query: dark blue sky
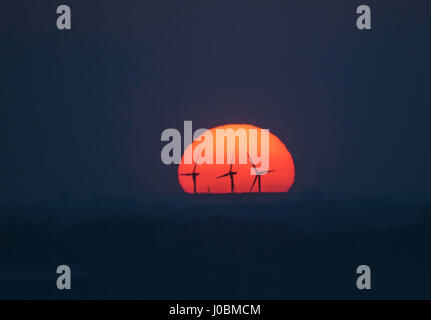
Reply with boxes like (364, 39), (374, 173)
(1, 0), (430, 201)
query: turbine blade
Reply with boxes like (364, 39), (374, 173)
(216, 173), (230, 179)
(193, 154), (200, 173)
(248, 153), (257, 171)
(261, 170), (275, 175)
(179, 173), (193, 176)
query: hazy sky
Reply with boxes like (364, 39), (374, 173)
(1, 0), (430, 201)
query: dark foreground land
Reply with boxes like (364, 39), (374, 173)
(0, 199), (430, 299)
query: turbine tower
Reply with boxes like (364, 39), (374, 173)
(216, 162), (237, 193)
(179, 162), (200, 194)
(248, 154), (275, 193)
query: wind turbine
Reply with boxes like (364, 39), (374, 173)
(248, 154), (275, 193)
(179, 161), (200, 194)
(216, 160), (237, 193)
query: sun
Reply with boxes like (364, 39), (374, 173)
(178, 124), (295, 194)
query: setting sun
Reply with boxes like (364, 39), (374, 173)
(178, 124), (295, 194)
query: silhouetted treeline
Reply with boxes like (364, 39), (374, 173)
(0, 202), (430, 299)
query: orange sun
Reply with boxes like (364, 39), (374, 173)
(178, 124), (295, 194)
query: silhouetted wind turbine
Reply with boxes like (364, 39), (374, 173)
(248, 154), (275, 193)
(216, 161), (237, 193)
(179, 161), (200, 194)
